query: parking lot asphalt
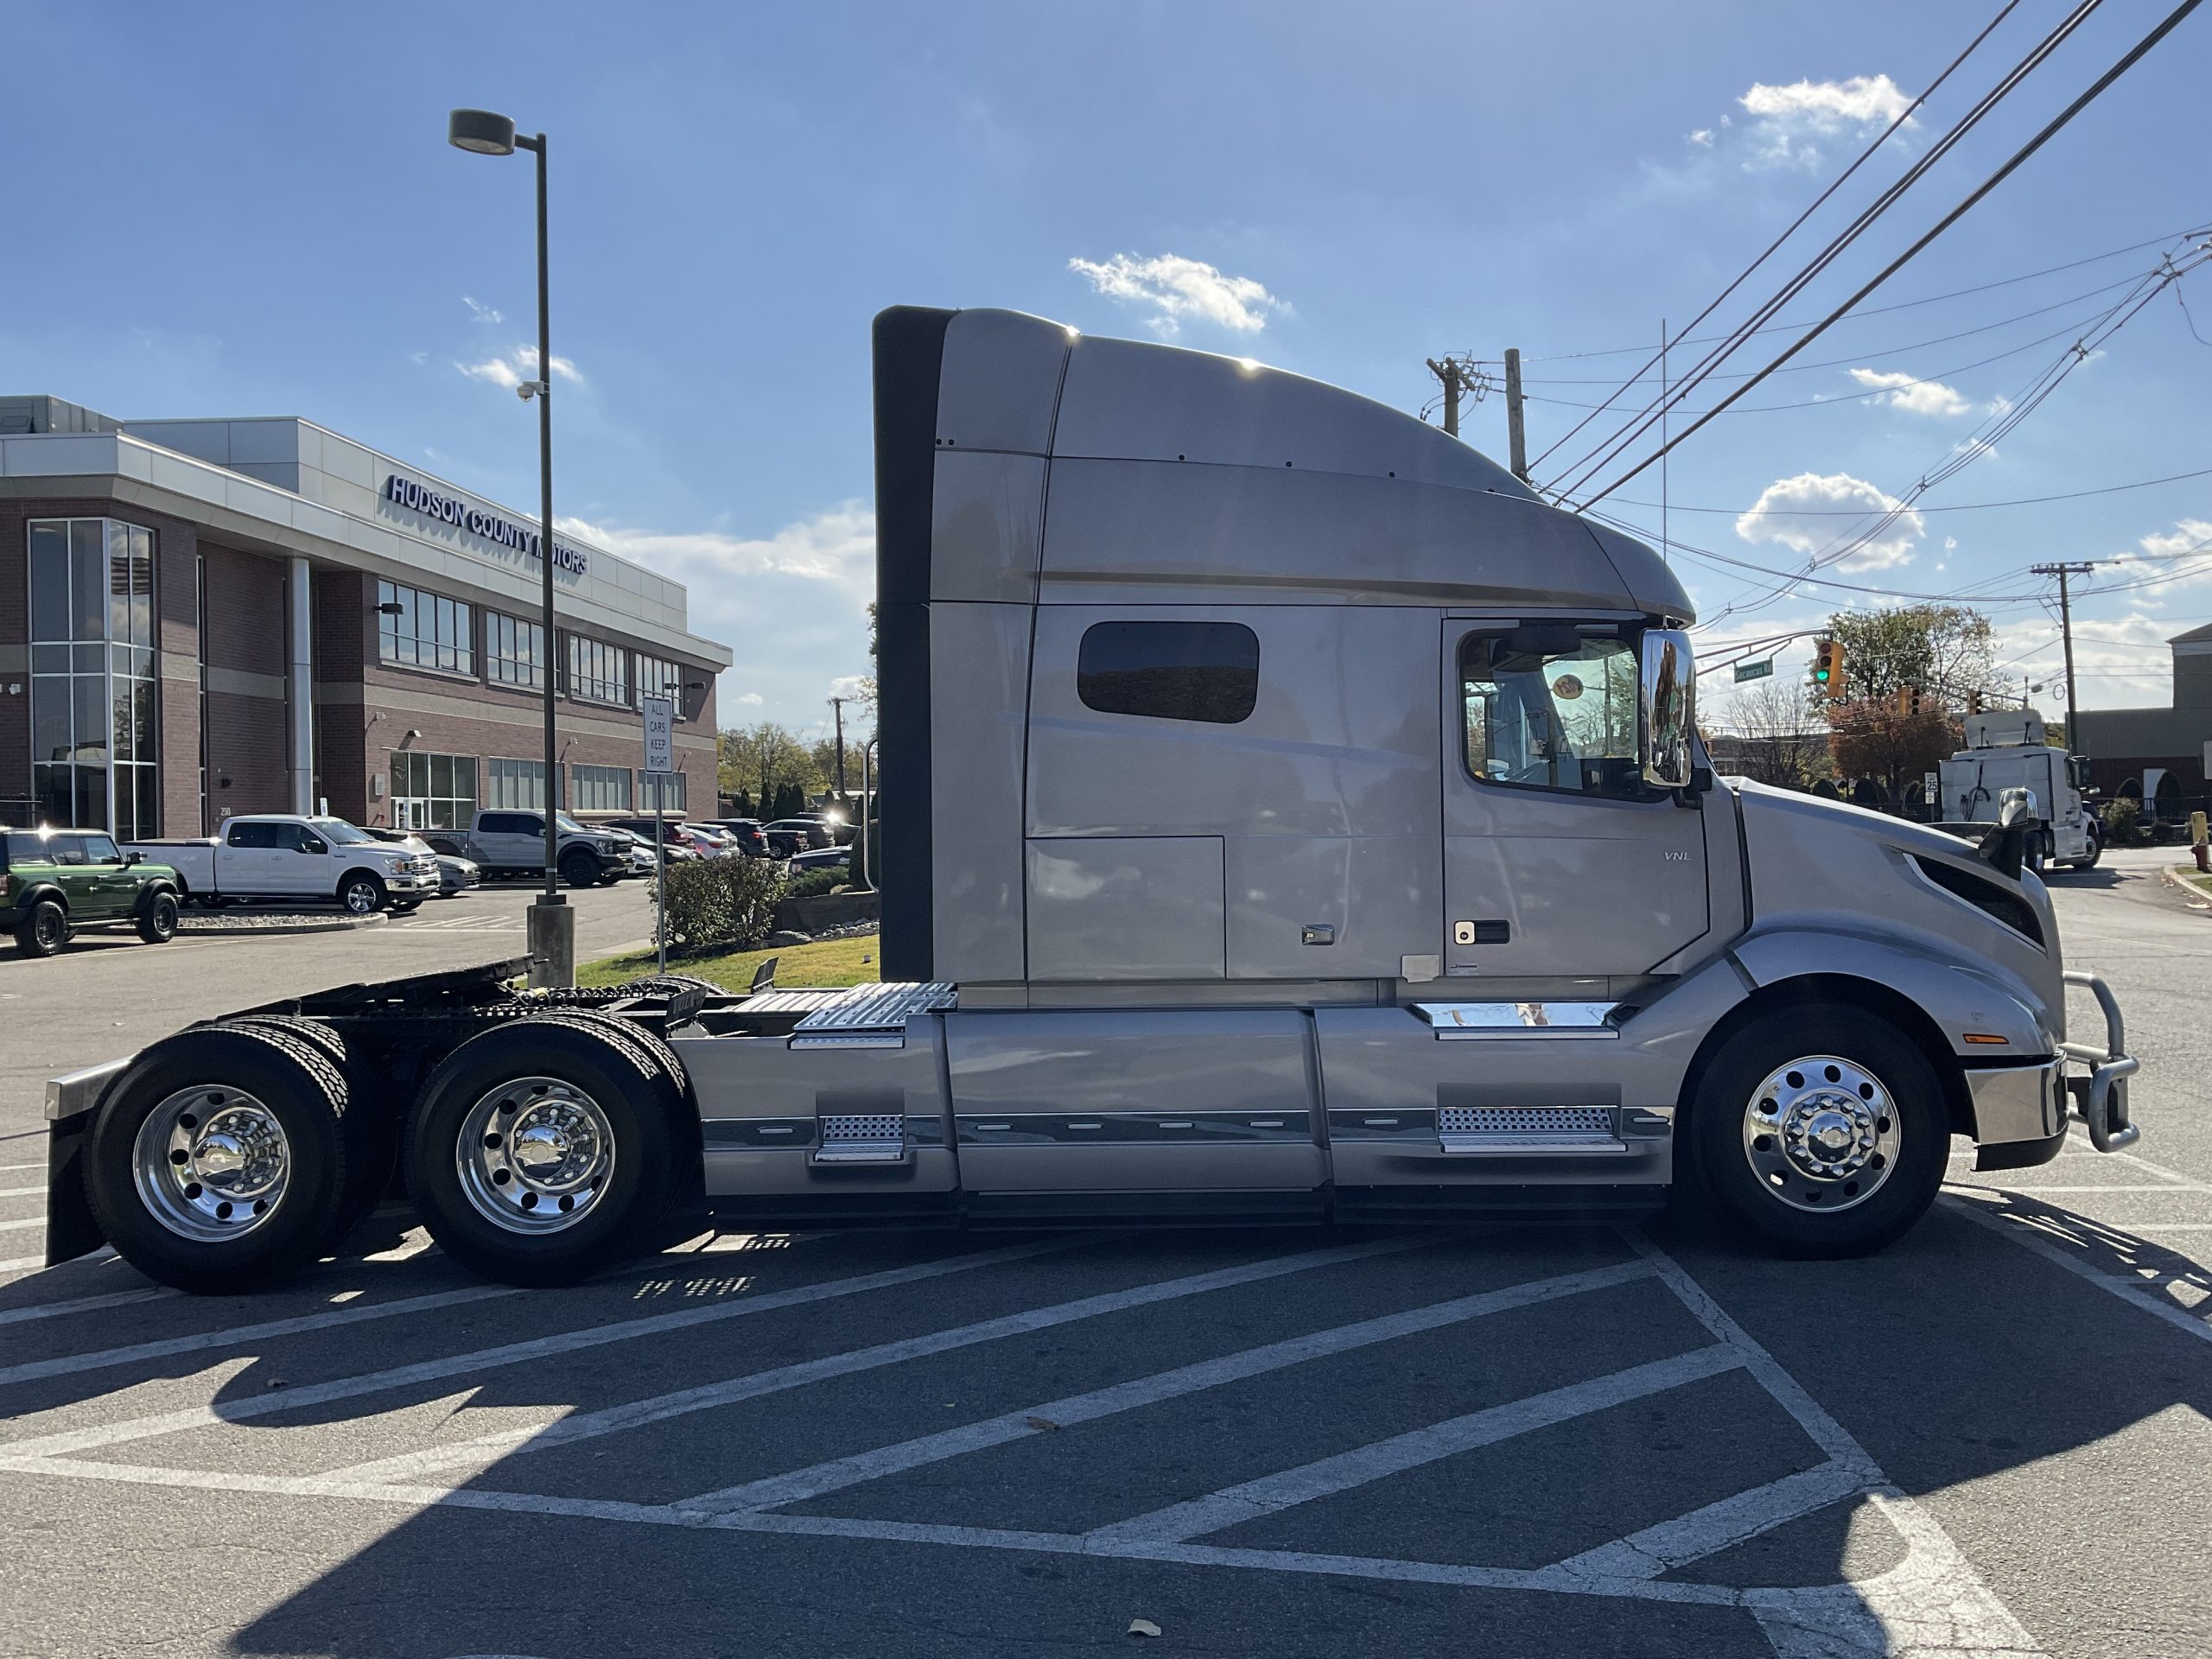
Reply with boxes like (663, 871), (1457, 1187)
(0, 852), (2206, 1658)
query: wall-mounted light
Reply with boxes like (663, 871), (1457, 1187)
(377, 601), (405, 616)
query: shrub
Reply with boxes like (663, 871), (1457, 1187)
(652, 856), (784, 953)
(2099, 798), (2147, 847)
(782, 867), (847, 899)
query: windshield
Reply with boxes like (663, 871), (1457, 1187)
(556, 813), (591, 835)
(312, 819), (379, 846)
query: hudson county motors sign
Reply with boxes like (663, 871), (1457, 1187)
(381, 473), (591, 581)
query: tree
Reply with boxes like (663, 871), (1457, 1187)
(718, 722), (820, 813)
(1824, 604), (1997, 707)
(1828, 700), (1959, 804)
(1708, 679), (1833, 791)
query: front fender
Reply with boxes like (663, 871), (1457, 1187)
(1731, 926), (2055, 1060)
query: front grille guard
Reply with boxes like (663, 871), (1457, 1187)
(2060, 969), (2139, 1154)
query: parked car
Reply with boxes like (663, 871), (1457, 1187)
(435, 810), (629, 887)
(607, 826), (697, 876)
(127, 815), (438, 915)
(605, 817), (735, 861)
(2, 827), (183, 956)
(788, 845), (852, 876)
(790, 811), (856, 846)
(368, 829), (480, 898)
(765, 817), (836, 850)
(699, 818), (773, 857)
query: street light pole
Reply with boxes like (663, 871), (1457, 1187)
(449, 107), (573, 986)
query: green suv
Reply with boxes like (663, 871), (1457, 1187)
(1, 828), (182, 957)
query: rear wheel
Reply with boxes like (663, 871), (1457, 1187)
(1688, 1007), (1948, 1257)
(16, 899), (67, 957)
(137, 890), (180, 944)
(405, 1014), (679, 1286)
(84, 1025), (349, 1293)
(226, 1015), (395, 1250)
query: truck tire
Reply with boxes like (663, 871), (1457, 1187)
(2067, 825), (2102, 870)
(1687, 1007), (1948, 1258)
(83, 1025), (350, 1294)
(337, 869), (386, 915)
(226, 1015), (395, 1249)
(559, 849), (600, 889)
(136, 890), (181, 944)
(15, 897), (67, 957)
(404, 1015), (679, 1287)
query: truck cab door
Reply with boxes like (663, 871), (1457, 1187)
(1442, 621), (1708, 979)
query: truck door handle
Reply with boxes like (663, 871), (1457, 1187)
(1453, 920), (1510, 945)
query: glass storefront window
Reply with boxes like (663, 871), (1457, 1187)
(378, 580), (474, 675)
(29, 518), (158, 837)
(391, 750), (479, 830)
(487, 757), (547, 810)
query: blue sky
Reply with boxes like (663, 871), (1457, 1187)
(4, 1), (2207, 741)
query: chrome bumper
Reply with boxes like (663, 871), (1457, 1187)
(2060, 969), (2139, 1153)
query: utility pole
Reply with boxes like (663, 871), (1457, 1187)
(2030, 562), (2098, 735)
(1503, 348), (1528, 482)
(1424, 358), (1466, 438)
(828, 695), (849, 798)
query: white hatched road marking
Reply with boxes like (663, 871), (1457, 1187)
(322, 1233), (1438, 1488)
(675, 1258), (1650, 1517)
(0, 1185), (45, 1199)
(0, 1286), (513, 1389)
(0, 1247), (111, 1277)
(0, 1230), (2046, 1655)
(0, 1236), (1090, 1460)
(1942, 1193), (2212, 1346)
(0, 1216), (48, 1233)
(0, 1162), (48, 1174)
(0, 1287), (170, 1329)
(1090, 1344), (1742, 1545)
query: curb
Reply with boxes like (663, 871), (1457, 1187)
(2158, 865), (2212, 912)
(178, 912), (391, 938)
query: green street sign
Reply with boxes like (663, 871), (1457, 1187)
(1733, 658), (1776, 683)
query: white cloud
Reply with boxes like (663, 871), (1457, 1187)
(1686, 129), (1714, 148)
(1067, 252), (1286, 338)
(1735, 472), (1925, 571)
(1993, 612), (2177, 709)
(458, 343), (582, 391)
(406, 349), (428, 365)
(2106, 517), (2212, 597)
(462, 295), (504, 325)
(1847, 367), (1973, 417)
(1738, 73), (1912, 170)
(556, 503), (877, 728)
(1942, 535), (1958, 551)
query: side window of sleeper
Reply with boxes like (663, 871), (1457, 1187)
(1077, 621), (1259, 725)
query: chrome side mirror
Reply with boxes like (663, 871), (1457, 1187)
(1640, 628), (1695, 791)
(1998, 786), (2039, 829)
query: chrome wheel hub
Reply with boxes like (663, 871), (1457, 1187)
(456, 1077), (615, 1235)
(1741, 1054), (1900, 1214)
(132, 1087), (291, 1242)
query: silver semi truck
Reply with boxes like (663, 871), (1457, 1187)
(40, 307), (2139, 1293)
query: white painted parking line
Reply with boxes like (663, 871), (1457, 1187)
(2106, 1223), (2212, 1234)
(1090, 1344), (1742, 1546)
(676, 1257), (1651, 1519)
(0, 1236), (1091, 1460)
(0, 1217), (48, 1234)
(0, 1185), (45, 1200)
(0, 1254), (49, 1274)
(0, 1247), (111, 1278)
(0, 1287), (170, 1330)
(1538, 1460), (1866, 1584)
(324, 1233), (1442, 1488)
(0, 1162), (47, 1174)
(1942, 1194), (2212, 1346)
(1961, 1184), (2208, 1195)
(0, 1285), (514, 1389)
(1631, 1236), (2038, 1656)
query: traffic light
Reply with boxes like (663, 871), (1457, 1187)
(1966, 689), (1983, 715)
(1810, 638), (1845, 698)
(1891, 684), (1925, 716)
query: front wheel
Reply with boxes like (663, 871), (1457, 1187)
(337, 871), (386, 915)
(1688, 1008), (1948, 1257)
(559, 850), (599, 889)
(16, 899), (67, 957)
(137, 891), (180, 944)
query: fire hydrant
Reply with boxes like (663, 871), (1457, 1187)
(2193, 810), (2209, 874)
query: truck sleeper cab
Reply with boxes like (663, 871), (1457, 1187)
(39, 307), (2142, 1293)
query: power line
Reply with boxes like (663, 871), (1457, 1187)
(1605, 463), (2212, 517)
(1522, 0), (2022, 479)
(1510, 223), (2211, 361)
(1542, 0), (2102, 496)
(1568, 0), (2206, 509)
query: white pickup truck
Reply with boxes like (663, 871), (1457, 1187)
(126, 814), (442, 915)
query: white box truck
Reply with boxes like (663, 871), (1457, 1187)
(1936, 711), (2101, 871)
(41, 308), (2139, 1294)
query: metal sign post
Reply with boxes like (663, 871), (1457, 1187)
(642, 695), (675, 974)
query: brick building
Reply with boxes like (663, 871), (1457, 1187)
(2071, 621), (2212, 819)
(0, 395), (728, 838)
